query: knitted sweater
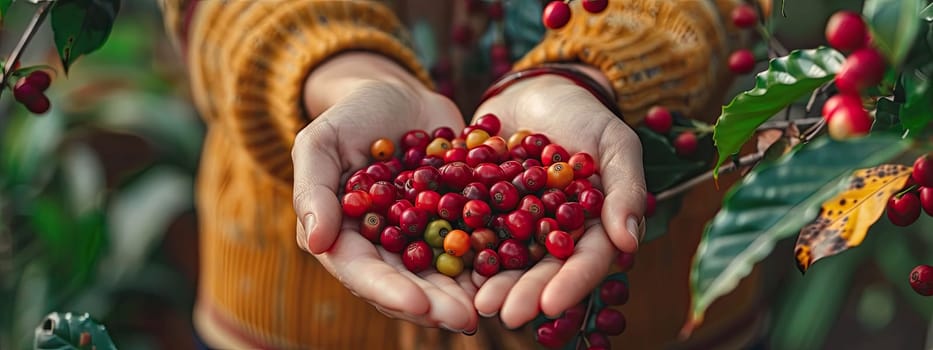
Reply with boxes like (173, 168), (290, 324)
(158, 0), (765, 348)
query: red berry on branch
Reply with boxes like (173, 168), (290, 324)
(535, 321), (563, 349)
(542, 1), (571, 30)
(644, 106), (673, 134)
(821, 94), (862, 121)
(912, 154), (933, 188)
(920, 187), (933, 216)
(587, 332), (611, 349)
(452, 24), (474, 45)
(26, 70), (52, 91)
(487, 1), (504, 20)
(825, 11), (869, 52)
(582, 0), (608, 14)
(731, 4), (757, 28)
(491, 44), (510, 63)
(911, 265), (933, 296)
(834, 48), (886, 94)
(728, 49), (756, 74)
(12, 78), (41, 104)
(827, 103), (872, 140)
(616, 251), (635, 272)
(887, 192), (921, 227)
(595, 308), (626, 336)
(674, 132), (698, 157)
(25, 94), (50, 114)
(600, 279), (630, 305)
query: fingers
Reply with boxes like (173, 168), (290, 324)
(499, 259), (562, 328)
(316, 230), (431, 316)
(474, 270), (523, 320)
(598, 121), (647, 253)
(539, 223), (615, 317)
(293, 119), (346, 254)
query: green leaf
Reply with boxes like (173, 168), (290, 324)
(863, 0), (924, 66)
(872, 98), (903, 133)
(899, 63), (933, 136)
(712, 48), (845, 178)
(34, 312), (116, 349)
(922, 2), (933, 21)
(0, 0), (12, 20)
(685, 134), (910, 330)
(638, 128), (706, 193)
(643, 194), (684, 242)
(50, 0), (121, 73)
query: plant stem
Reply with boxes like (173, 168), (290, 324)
(758, 117), (823, 130)
(656, 152), (764, 201)
(574, 295), (596, 350)
(0, 1), (53, 99)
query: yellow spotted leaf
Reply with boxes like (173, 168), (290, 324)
(794, 164), (912, 273)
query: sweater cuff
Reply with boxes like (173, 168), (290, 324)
(512, 0), (749, 125)
(188, 1), (431, 183)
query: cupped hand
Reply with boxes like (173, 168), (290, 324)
(292, 53), (478, 333)
(470, 68), (647, 328)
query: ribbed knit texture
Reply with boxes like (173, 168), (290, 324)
(513, 0), (749, 125)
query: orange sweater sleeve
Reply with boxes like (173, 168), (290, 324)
(159, 0), (431, 183)
(512, 0), (755, 125)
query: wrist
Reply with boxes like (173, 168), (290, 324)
(480, 64), (621, 118)
(304, 52), (430, 117)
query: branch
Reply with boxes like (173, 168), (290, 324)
(0, 1), (53, 99)
(656, 152), (765, 201)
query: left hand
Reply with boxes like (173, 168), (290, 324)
(470, 66), (647, 328)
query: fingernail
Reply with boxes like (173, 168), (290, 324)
(627, 216), (641, 249)
(439, 323), (463, 333)
(479, 311), (498, 318)
(462, 327), (477, 336)
(303, 213), (316, 237)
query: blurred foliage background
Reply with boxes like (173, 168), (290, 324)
(0, 1), (930, 349)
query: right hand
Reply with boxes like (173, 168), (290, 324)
(292, 53), (478, 333)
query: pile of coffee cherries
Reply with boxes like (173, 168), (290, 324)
(340, 113), (603, 277)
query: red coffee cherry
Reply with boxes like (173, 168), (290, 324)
(568, 152), (597, 179)
(505, 209), (535, 241)
(599, 279), (630, 305)
(731, 4), (757, 28)
(25, 70), (52, 91)
(497, 239), (530, 270)
(24, 94), (50, 114)
(825, 11), (869, 52)
(582, 0), (608, 13)
(645, 193), (657, 218)
(402, 241), (434, 273)
(341, 190), (372, 218)
(644, 106), (673, 134)
(359, 212), (386, 242)
(920, 187), (933, 216)
(474, 113), (502, 136)
(463, 199), (492, 229)
(912, 154), (933, 188)
(470, 228), (500, 252)
(616, 251), (636, 272)
(368, 181), (397, 213)
(821, 94), (862, 121)
(474, 248), (501, 277)
(827, 103), (872, 140)
(380, 226), (409, 253)
(835, 48), (886, 94)
(594, 308), (626, 336)
(674, 132), (698, 157)
(887, 192), (921, 227)
(401, 129), (431, 150)
(541, 143), (570, 167)
(542, 1), (571, 29)
(728, 49), (756, 74)
(545, 230), (574, 259)
(910, 264), (933, 296)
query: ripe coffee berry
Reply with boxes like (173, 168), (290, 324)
(728, 49), (756, 74)
(835, 48), (886, 94)
(578, 188), (605, 218)
(582, 0), (608, 13)
(402, 129), (431, 150)
(541, 144), (570, 166)
(645, 193), (657, 218)
(342, 190), (372, 218)
(498, 239), (530, 270)
(594, 308), (626, 336)
(522, 166), (548, 192)
(616, 251), (636, 272)
(25, 71), (52, 91)
(402, 147), (427, 170)
(415, 190), (442, 214)
(910, 265), (933, 296)
(921, 187), (933, 216)
(827, 103), (871, 140)
(474, 163), (505, 187)
(483, 136), (509, 161)
(463, 199), (492, 228)
(522, 133), (551, 158)
(821, 94), (862, 121)
(474, 113), (502, 136)
(462, 182), (490, 201)
(519, 195), (546, 220)
(887, 192), (921, 227)
(542, 1), (571, 29)
(466, 145), (498, 167)
(541, 189), (568, 216)
(556, 202), (586, 231)
(500, 160), (524, 180)
(402, 241), (434, 273)
(432, 126), (456, 141)
(912, 154), (933, 188)
(568, 152), (597, 180)
(474, 248), (501, 277)
(546, 162), (574, 189)
(444, 148), (468, 163)
(545, 230), (574, 259)
(600, 279), (630, 305)
(490, 181), (520, 211)
(470, 228), (499, 252)
(444, 229), (471, 257)
(437, 193), (468, 221)
(731, 4), (757, 28)
(563, 179), (593, 200)
(365, 162), (393, 182)
(400, 207), (430, 236)
(505, 210), (535, 241)
(674, 131), (698, 157)
(587, 332), (611, 349)
(535, 217), (560, 245)
(380, 226), (408, 253)
(360, 213), (386, 242)
(644, 106), (673, 134)
(825, 11), (869, 52)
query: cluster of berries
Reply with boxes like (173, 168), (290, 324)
(541, 0), (609, 30)
(339, 114), (604, 277)
(11, 70), (53, 114)
(821, 11), (887, 140)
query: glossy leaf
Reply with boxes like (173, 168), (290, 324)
(685, 134), (910, 332)
(50, 0), (121, 73)
(863, 0), (924, 66)
(643, 194), (683, 242)
(923, 3), (933, 21)
(638, 128), (706, 193)
(872, 98), (903, 133)
(713, 47), (845, 178)
(899, 62), (933, 136)
(794, 164), (911, 272)
(34, 312), (116, 349)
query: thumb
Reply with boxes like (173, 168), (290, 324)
(597, 121), (647, 253)
(293, 119), (345, 254)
